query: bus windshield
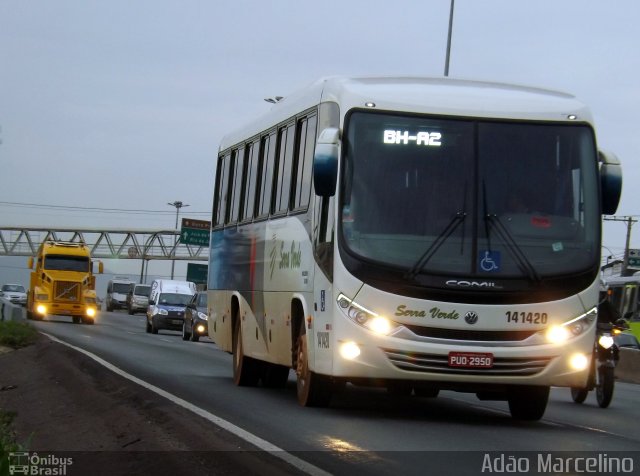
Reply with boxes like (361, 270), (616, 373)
(341, 111), (600, 280)
(44, 255), (90, 272)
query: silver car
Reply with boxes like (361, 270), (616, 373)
(127, 284), (151, 315)
(0, 283), (27, 306)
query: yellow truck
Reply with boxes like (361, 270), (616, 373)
(27, 241), (103, 324)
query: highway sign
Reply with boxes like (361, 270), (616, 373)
(180, 218), (210, 246)
(187, 263), (208, 284)
(628, 249), (640, 269)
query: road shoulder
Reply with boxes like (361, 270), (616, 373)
(0, 335), (303, 476)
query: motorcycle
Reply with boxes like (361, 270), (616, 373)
(570, 320), (625, 408)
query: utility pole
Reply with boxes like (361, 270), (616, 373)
(604, 216), (638, 276)
(444, 0), (455, 76)
(167, 201), (189, 279)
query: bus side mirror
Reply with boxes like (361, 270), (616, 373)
(599, 150), (622, 215)
(98, 262), (104, 274)
(313, 127), (340, 197)
(28, 257), (34, 269)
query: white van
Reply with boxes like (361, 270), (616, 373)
(145, 279), (196, 334)
(105, 277), (134, 311)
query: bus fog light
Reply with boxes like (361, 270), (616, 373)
(569, 353), (589, 371)
(339, 342), (361, 360)
(36, 304), (47, 315)
(86, 308), (96, 317)
(546, 326), (570, 344)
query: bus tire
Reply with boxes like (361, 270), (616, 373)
(387, 381), (413, 396)
(72, 317), (81, 324)
(507, 385), (549, 421)
(232, 317), (260, 386)
(82, 317), (94, 325)
(295, 325), (332, 407)
(414, 387), (440, 398)
(262, 363), (290, 388)
(570, 387), (588, 404)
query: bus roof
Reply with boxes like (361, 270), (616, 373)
(219, 76), (593, 151)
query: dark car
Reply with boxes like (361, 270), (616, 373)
(614, 332), (640, 350)
(182, 291), (208, 342)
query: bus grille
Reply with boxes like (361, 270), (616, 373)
(402, 325), (538, 342)
(54, 281), (81, 302)
(381, 349), (553, 376)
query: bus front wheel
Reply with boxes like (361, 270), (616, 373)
(507, 385), (549, 421)
(295, 325), (332, 407)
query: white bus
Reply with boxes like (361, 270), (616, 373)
(208, 77), (622, 420)
(602, 275), (640, 321)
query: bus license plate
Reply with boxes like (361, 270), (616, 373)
(448, 352), (494, 368)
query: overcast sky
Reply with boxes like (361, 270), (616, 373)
(1, 0), (639, 277)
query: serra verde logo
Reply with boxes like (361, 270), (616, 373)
(395, 305), (459, 320)
(269, 240), (302, 279)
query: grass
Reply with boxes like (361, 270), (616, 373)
(0, 409), (28, 475)
(0, 321), (38, 349)
(628, 321), (640, 340)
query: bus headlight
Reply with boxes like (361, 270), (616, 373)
(86, 308), (96, 317)
(544, 307), (596, 345)
(338, 294), (399, 336)
(36, 294), (49, 301)
(36, 304), (47, 315)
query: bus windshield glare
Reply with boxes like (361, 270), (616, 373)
(341, 111), (600, 280)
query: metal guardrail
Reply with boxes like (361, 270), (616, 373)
(0, 227), (208, 261)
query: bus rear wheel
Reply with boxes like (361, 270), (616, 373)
(295, 325), (332, 407)
(232, 318), (260, 386)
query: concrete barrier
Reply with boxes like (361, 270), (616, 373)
(616, 347), (640, 384)
(0, 297), (26, 322)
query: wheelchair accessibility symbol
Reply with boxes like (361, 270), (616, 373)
(479, 250), (500, 272)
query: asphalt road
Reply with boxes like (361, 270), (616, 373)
(31, 310), (640, 476)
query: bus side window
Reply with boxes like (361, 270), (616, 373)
(293, 114), (317, 211)
(258, 132), (277, 218)
(229, 147), (245, 224)
(274, 123), (295, 214)
(213, 152), (232, 227)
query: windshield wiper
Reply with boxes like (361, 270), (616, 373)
(404, 211), (467, 280)
(482, 181), (540, 283)
(485, 214), (540, 283)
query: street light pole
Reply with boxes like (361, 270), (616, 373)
(168, 201), (189, 279)
(444, 0), (455, 76)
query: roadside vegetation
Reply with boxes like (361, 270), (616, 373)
(0, 321), (38, 349)
(629, 321), (640, 341)
(0, 409), (27, 454)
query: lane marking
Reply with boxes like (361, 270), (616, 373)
(40, 332), (330, 476)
